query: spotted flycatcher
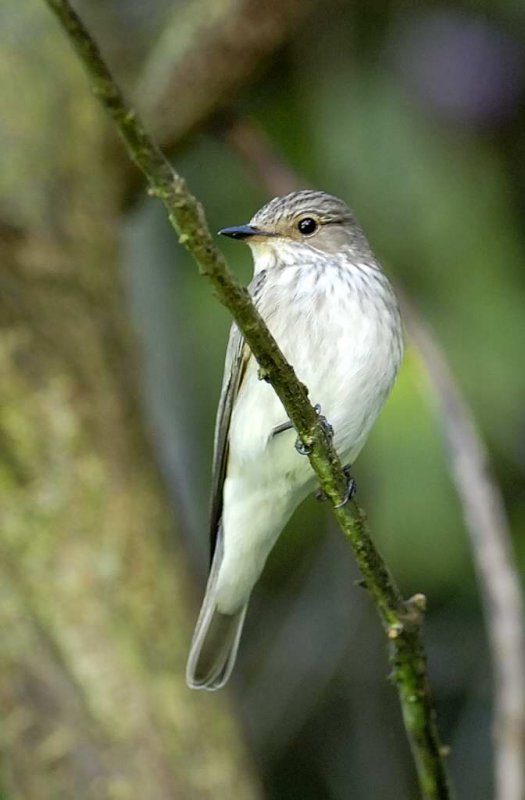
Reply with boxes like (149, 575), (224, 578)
(186, 190), (403, 690)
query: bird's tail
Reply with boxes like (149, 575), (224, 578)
(186, 531), (248, 690)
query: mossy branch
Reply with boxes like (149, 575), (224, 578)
(43, 1), (453, 797)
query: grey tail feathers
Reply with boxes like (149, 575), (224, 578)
(186, 530), (248, 691)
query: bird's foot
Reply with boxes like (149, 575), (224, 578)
(294, 437), (311, 455)
(315, 465), (357, 507)
(314, 403), (334, 440)
(294, 404), (334, 456)
(335, 466), (357, 508)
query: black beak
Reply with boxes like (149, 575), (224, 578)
(218, 224), (274, 240)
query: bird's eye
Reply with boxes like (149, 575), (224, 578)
(297, 217), (318, 235)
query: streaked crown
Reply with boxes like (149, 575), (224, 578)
(251, 190), (355, 227)
(219, 190), (375, 261)
(252, 190), (372, 258)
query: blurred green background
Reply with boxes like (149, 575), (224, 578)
(1, 0), (524, 798)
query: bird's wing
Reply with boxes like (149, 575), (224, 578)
(209, 321), (250, 560)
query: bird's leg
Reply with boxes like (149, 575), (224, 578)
(315, 465), (357, 507)
(294, 404), (333, 455)
(272, 405), (335, 454)
(279, 403), (355, 505)
(272, 420), (294, 437)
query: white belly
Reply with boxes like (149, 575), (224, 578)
(230, 263), (401, 466)
(216, 261), (402, 613)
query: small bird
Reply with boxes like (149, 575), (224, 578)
(186, 190), (403, 690)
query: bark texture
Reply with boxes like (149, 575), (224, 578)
(0, 4), (259, 798)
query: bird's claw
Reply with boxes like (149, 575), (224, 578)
(314, 403), (334, 440)
(316, 465), (356, 507)
(297, 404), (334, 454)
(335, 465), (357, 507)
(295, 437), (312, 455)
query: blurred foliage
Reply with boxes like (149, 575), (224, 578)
(1, 0), (524, 798)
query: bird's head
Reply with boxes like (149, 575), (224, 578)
(218, 190), (371, 262)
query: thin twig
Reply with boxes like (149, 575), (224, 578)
(42, 3), (452, 797)
(403, 301), (525, 800)
(222, 116), (525, 800)
(224, 117), (303, 196)
(136, 0), (312, 151)
(118, 0), (312, 199)
(225, 117), (309, 196)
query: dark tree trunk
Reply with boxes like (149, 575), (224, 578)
(0, 4), (259, 798)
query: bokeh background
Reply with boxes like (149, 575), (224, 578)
(1, 1), (524, 798)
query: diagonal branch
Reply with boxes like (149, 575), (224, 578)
(115, 0), (313, 201)
(42, 2), (453, 798)
(135, 0), (312, 152)
(403, 301), (525, 800)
